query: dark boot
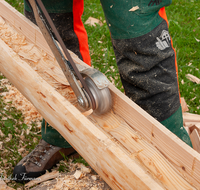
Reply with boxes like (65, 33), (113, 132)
(13, 139), (78, 183)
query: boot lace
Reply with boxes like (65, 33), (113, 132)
(22, 142), (55, 167)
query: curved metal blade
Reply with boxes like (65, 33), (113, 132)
(85, 77), (112, 115)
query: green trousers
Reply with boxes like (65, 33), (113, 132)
(24, 0), (192, 148)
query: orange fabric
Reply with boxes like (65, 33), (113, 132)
(159, 7), (180, 100)
(158, 7), (169, 26)
(73, 0), (91, 66)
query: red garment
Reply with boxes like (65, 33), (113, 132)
(73, 0), (91, 66)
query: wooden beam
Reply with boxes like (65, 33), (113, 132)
(183, 112), (200, 123)
(190, 129), (200, 153)
(0, 0), (200, 189)
(0, 15), (164, 190)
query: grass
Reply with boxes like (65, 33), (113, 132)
(0, 0), (200, 189)
(82, 2), (124, 91)
(166, 0), (200, 114)
(0, 75), (41, 189)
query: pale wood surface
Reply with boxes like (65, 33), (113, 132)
(186, 74), (200, 84)
(183, 112), (200, 123)
(185, 122), (200, 127)
(0, 0), (200, 189)
(181, 97), (189, 112)
(190, 129), (200, 153)
(25, 171), (59, 188)
(92, 112), (196, 189)
(189, 125), (200, 134)
(185, 126), (190, 135)
(0, 180), (15, 190)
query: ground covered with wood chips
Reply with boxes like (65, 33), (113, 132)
(0, 74), (112, 190)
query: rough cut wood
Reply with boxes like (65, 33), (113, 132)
(0, 0), (200, 189)
(181, 97), (189, 113)
(189, 125), (200, 134)
(183, 112), (200, 123)
(0, 180), (15, 190)
(186, 74), (200, 84)
(25, 171), (59, 188)
(190, 129), (200, 153)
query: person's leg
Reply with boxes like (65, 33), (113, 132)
(24, 10), (89, 148)
(100, 0), (192, 147)
(14, 0), (90, 183)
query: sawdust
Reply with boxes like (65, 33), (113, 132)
(29, 161), (111, 190)
(0, 78), (42, 128)
(0, 16), (70, 86)
(0, 15), (78, 106)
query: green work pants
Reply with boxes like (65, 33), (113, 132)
(24, 0), (192, 148)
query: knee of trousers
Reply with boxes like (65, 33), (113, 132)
(112, 20), (180, 122)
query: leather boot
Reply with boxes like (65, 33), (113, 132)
(13, 139), (78, 183)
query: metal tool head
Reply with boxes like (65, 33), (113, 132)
(84, 77), (112, 115)
(28, 0), (112, 115)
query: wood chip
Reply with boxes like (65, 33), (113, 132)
(81, 165), (91, 174)
(195, 37), (200, 42)
(184, 122), (200, 127)
(0, 180), (15, 190)
(129, 6), (139, 12)
(181, 97), (189, 112)
(190, 129), (200, 153)
(0, 16), (5, 25)
(0, 129), (4, 137)
(0, 180), (6, 188)
(85, 17), (103, 27)
(1, 84), (42, 126)
(52, 180), (64, 189)
(91, 175), (97, 181)
(18, 147), (25, 154)
(183, 112), (200, 123)
(186, 74), (200, 84)
(90, 187), (99, 190)
(73, 170), (83, 179)
(25, 170), (59, 188)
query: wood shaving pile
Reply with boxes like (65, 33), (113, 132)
(0, 78), (42, 128)
(0, 180), (15, 190)
(0, 16), (78, 106)
(0, 15), (72, 127)
(29, 161), (111, 190)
